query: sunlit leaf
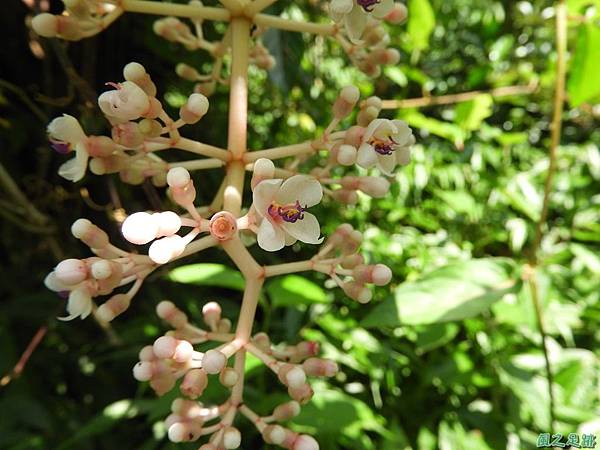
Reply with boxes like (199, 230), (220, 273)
(168, 263), (245, 290)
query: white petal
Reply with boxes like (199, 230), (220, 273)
(277, 175), (323, 207)
(284, 233), (297, 246)
(373, 119), (397, 140)
(357, 143), (378, 168)
(377, 153), (397, 175)
(58, 144), (89, 182)
(330, 0), (353, 15)
(391, 120), (414, 146)
(47, 114), (86, 143)
(253, 178), (283, 218)
(372, 0), (394, 18)
(396, 146), (411, 166)
(345, 5), (368, 42)
(257, 219), (286, 252)
(280, 212), (323, 245)
(363, 118), (387, 141)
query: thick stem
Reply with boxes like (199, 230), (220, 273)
(121, 0), (231, 21)
(253, 14), (336, 35)
(243, 141), (315, 163)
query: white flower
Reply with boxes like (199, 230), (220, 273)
(59, 287), (93, 321)
(253, 175), (324, 252)
(48, 115), (90, 182)
(357, 118), (415, 174)
(329, 0), (394, 41)
(98, 81), (150, 121)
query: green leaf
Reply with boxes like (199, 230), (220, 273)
(362, 258), (521, 327)
(266, 275), (329, 308)
(407, 0), (436, 51)
(567, 23), (600, 106)
(168, 263), (245, 290)
(454, 94), (493, 132)
(384, 66), (408, 87)
(399, 109), (465, 147)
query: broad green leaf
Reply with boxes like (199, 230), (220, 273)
(362, 258), (521, 327)
(168, 263), (245, 290)
(384, 66), (408, 87)
(568, 23), (600, 106)
(438, 420), (494, 450)
(399, 109), (465, 147)
(266, 275), (329, 308)
(454, 94), (493, 132)
(407, 0), (436, 51)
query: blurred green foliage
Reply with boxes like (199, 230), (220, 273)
(1, 0), (600, 449)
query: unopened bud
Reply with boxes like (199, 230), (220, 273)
(31, 13), (58, 37)
(202, 301), (221, 329)
(288, 383), (313, 404)
(357, 106), (380, 127)
(122, 212), (160, 245)
(253, 332), (271, 351)
(202, 349), (226, 374)
(293, 434), (320, 450)
(336, 144), (357, 166)
(342, 281), (372, 304)
(302, 358), (338, 377)
(385, 2), (408, 24)
(333, 86), (360, 119)
(217, 318), (232, 333)
(55, 258), (88, 285)
(71, 219), (109, 249)
(358, 176), (390, 198)
(263, 425), (287, 445)
(272, 401), (301, 421)
(167, 167), (191, 188)
(156, 300), (189, 328)
(168, 421), (202, 443)
(153, 211), (182, 237)
(176, 63), (201, 81)
(179, 93), (209, 124)
(181, 368), (208, 398)
(219, 367), (239, 387)
(138, 118), (163, 138)
(96, 293), (131, 322)
(223, 426), (241, 449)
(251, 158), (275, 188)
(341, 254), (364, 269)
(149, 235), (186, 264)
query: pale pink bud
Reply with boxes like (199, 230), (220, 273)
(96, 293), (130, 322)
(31, 13), (58, 37)
(272, 401), (301, 421)
(363, 26), (387, 46)
(202, 302), (221, 328)
(217, 318), (232, 333)
(372, 264), (392, 285)
(342, 281), (372, 304)
(164, 413), (182, 429)
(331, 189), (358, 205)
(55, 258), (88, 285)
(156, 300), (188, 328)
(251, 158), (275, 188)
(179, 93), (209, 124)
(293, 434), (319, 450)
(358, 177), (390, 198)
(133, 361), (154, 381)
(194, 80), (216, 97)
(202, 349), (226, 374)
(90, 260), (112, 280)
(122, 212), (160, 245)
(154, 211), (182, 237)
(139, 345), (156, 361)
(199, 444), (217, 450)
(123, 62), (146, 82)
(85, 136), (117, 157)
(180, 368), (208, 398)
(138, 118), (162, 138)
(176, 63), (201, 81)
(168, 421), (202, 442)
(219, 367), (239, 387)
(71, 219), (109, 249)
(332, 86), (360, 119)
(288, 383), (313, 404)
(112, 122), (144, 147)
(209, 211), (237, 241)
(89, 155), (127, 175)
(171, 398), (198, 414)
(385, 2), (408, 24)
(263, 425), (287, 445)
(357, 106), (380, 127)
(253, 332), (271, 351)
(302, 358), (338, 377)
(336, 144), (357, 166)
(344, 126), (364, 147)
(278, 364), (306, 388)
(223, 426), (241, 449)
(153, 335), (178, 359)
(295, 341), (320, 358)
(341, 254), (364, 269)
(167, 167), (190, 188)
(44, 272), (69, 292)
(152, 171), (167, 188)
(149, 235), (185, 264)
(151, 374), (176, 396)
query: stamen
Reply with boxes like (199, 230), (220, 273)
(368, 137), (395, 155)
(268, 201), (306, 223)
(49, 139), (71, 155)
(356, 0), (380, 12)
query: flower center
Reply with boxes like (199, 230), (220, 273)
(356, 0), (380, 12)
(369, 136), (397, 155)
(268, 201), (305, 223)
(49, 139), (71, 155)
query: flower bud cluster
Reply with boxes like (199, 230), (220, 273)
(249, 41), (276, 71)
(313, 223), (393, 304)
(31, 1), (120, 41)
(44, 219), (154, 320)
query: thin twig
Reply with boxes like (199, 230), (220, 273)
(526, 0), (568, 432)
(380, 83), (538, 110)
(0, 325), (48, 387)
(0, 79), (48, 123)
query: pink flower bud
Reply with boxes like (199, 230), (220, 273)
(194, 80), (216, 97)
(164, 413), (182, 429)
(342, 281), (372, 304)
(302, 358), (338, 377)
(123, 62), (146, 82)
(217, 318), (232, 333)
(223, 426), (241, 449)
(71, 219), (109, 249)
(139, 345), (156, 361)
(112, 122), (144, 147)
(372, 264), (392, 286)
(133, 360), (165, 381)
(341, 254), (364, 269)
(84, 136), (116, 157)
(55, 258), (88, 285)
(149, 235), (186, 264)
(293, 434), (319, 450)
(331, 189), (358, 205)
(344, 126), (364, 147)
(168, 421), (202, 442)
(219, 367), (239, 387)
(179, 93), (209, 124)
(122, 212), (160, 245)
(358, 176), (390, 198)
(288, 383), (313, 404)
(167, 167), (191, 188)
(180, 368), (208, 398)
(332, 86), (360, 119)
(202, 349), (226, 374)
(44, 272), (69, 293)
(209, 211), (237, 241)
(171, 398), (200, 414)
(138, 118), (162, 138)
(357, 106), (380, 127)
(90, 260), (113, 280)
(89, 154), (127, 175)
(385, 2), (408, 24)
(150, 373), (176, 396)
(252, 332), (271, 351)
(156, 300), (189, 328)
(202, 302), (222, 328)
(295, 341), (320, 358)
(176, 63), (201, 81)
(198, 444), (217, 450)
(263, 425), (287, 445)
(336, 144), (357, 166)
(272, 401), (301, 421)
(154, 211), (182, 237)
(251, 158), (275, 188)
(96, 294), (131, 322)
(153, 335), (178, 359)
